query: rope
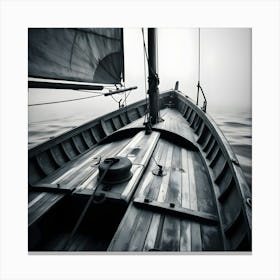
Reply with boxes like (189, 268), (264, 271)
(63, 158), (118, 250)
(196, 28), (201, 106)
(110, 89), (131, 108)
(123, 90), (131, 105)
(141, 28), (157, 78)
(196, 28), (207, 112)
(28, 93), (104, 107)
(110, 94), (122, 108)
(141, 28), (150, 123)
(198, 28), (201, 82)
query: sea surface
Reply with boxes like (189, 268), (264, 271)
(28, 92), (252, 188)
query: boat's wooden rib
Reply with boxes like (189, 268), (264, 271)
(206, 141), (218, 160)
(112, 116), (122, 130)
(80, 131), (92, 148)
(89, 127), (99, 142)
(202, 135), (213, 154)
(197, 124), (209, 145)
(28, 90), (251, 251)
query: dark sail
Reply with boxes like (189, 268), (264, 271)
(28, 28), (124, 85)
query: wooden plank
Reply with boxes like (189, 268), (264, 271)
(100, 119), (109, 136)
(28, 193), (46, 209)
(126, 209), (153, 251)
(180, 148), (191, 251)
(188, 150), (202, 251)
(159, 145), (182, 251)
(142, 144), (174, 251)
(49, 148), (62, 167)
(135, 140), (169, 251)
(192, 152), (223, 250)
(128, 140), (167, 251)
(122, 108), (196, 144)
(28, 140), (130, 228)
(69, 139), (131, 191)
(121, 132), (160, 199)
(29, 183), (74, 193)
(109, 139), (170, 251)
(145, 141), (168, 200)
(81, 131), (92, 149)
(133, 198), (218, 224)
(50, 142), (115, 185)
(75, 131), (160, 205)
(108, 204), (140, 251)
(136, 140), (166, 198)
(28, 192), (64, 226)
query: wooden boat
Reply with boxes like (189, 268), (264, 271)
(28, 28), (251, 252)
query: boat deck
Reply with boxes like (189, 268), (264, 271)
(28, 108), (197, 227)
(108, 137), (222, 251)
(28, 105), (250, 251)
(122, 108), (196, 143)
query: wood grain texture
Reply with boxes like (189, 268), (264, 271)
(28, 93), (251, 251)
(108, 137), (219, 252)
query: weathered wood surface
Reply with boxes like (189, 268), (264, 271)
(29, 131), (160, 226)
(175, 92), (251, 250)
(120, 108), (195, 144)
(28, 139), (131, 226)
(28, 91), (251, 251)
(74, 131), (160, 202)
(108, 138), (223, 251)
(28, 109), (194, 229)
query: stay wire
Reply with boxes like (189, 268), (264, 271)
(141, 28), (157, 78)
(110, 89), (131, 108)
(196, 28), (201, 106)
(198, 27), (201, 82)
(141, 28), (150, 123)
(28, 93), (104, 107)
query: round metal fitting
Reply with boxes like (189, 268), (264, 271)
(98, 156), (132, 184)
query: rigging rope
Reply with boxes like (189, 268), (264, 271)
(196, 28), (201, 106)
(196, 28), (207, 112)
(28, 92), (104, 107)
(63, 158), (118, 250)
(141, 28), (158, 78)
(110, 89), (132, 108)
(142, 28), (149, 123)
(198, 28), (201, 83)
(141, 28), (162, 123)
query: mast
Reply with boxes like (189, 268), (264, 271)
(147, 28), (159, 125)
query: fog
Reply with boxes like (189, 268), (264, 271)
(124, 28), (251, 113)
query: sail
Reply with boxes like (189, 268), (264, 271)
(28, 28), (124, 85)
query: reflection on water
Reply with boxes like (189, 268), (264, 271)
(28, 99), (252, 188)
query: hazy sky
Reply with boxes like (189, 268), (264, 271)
(124, 28), (251, 113)
(29, 28), (252, 123)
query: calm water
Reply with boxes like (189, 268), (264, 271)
(28, 94), (252, 188)
(210, 111), (252, 188)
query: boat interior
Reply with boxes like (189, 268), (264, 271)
(28, 90), (252, 252)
